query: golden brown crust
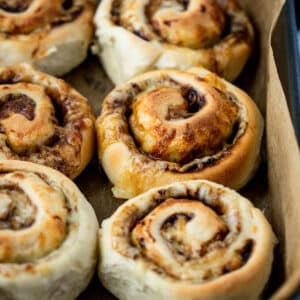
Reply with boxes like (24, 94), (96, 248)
(94, 0), (254, 83)
(147, 0), (226, 49)
(99, 180), (276, 300)
(0, 63), (95, 179)
(96, 68), (263, 198)
(0, 160), (98, 300)
(0, 170), (67, 263)
(129, 85), (239, 163)
(0, 0), (95, 76)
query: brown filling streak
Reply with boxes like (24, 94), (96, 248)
(161, 212), (194, 229)
(50, 2), (83, 27)
(0, 0), (31, 13)
(0, 185), (37, 230)
(0, 93), (35, 121)
(166, 87), (206, 120)
(110, 0), (121, 25)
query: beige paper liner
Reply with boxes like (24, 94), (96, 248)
(62, 0), (300, 298)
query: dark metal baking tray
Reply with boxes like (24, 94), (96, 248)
(63, 1), (300, 299)
(272, 0), (300, 145)
(273, 0), (300, 298)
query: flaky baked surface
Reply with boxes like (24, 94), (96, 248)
(0, 63), (95, 179)
(0, 159), (99, 300)
(96, 68), (263, 199)
(0, 0), (95, 76)
(94, 0), (254, 84)
(99, 180), (276, 300)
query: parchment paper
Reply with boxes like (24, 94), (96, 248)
(62, 0), (300, 298)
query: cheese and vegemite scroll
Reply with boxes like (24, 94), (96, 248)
(96, 67), (263, 199)
(94, 0), (254, 84)
(0, 63), (95, 179)
(0, 0), (95, 76)
(99, 180), (276, 300)
(0, 160), (99, 300)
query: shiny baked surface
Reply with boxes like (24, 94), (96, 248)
(0, 63), (95, 179)
(0, 160), (98, 300)
(96, 68), (263, 198)
(99, 180), (276, 300)
(94, 0), (254, 83)
(0, 170), (67, 263)
(0, 0), (95, 75)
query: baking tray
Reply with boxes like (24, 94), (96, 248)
(57, 0), (300, 299)
(272, 0), (300, 145)
(272, 0), (300, 298)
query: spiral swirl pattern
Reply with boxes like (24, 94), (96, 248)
(0, 63), (95, 179)
(99, 180), (276, 300)
(96, 68), (263, 198)
(0, 160), (98, 300)
(0, 170), (67, 263)
(129, 83), (239, 163)
(0, 0), (83, 34)
(0, 0), (94, 75)
(95, 0), (254, 83)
